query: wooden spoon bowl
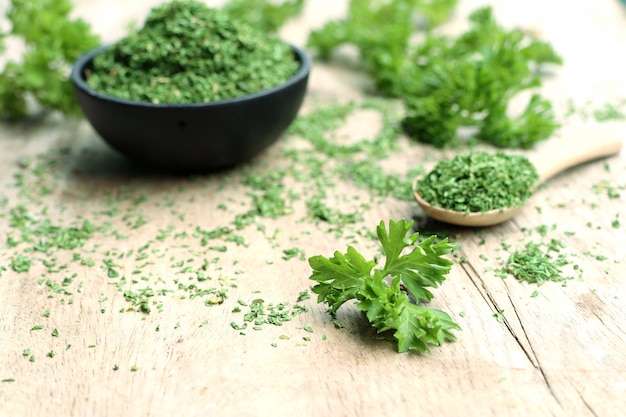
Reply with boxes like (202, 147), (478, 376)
(413, 126), (624, 227)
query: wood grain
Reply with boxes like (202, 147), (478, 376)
(1, 1), (625, 416)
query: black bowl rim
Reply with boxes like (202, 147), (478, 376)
(70, 43), (311, 109)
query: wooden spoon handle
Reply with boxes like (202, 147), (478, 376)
(530, 125), (624, 182)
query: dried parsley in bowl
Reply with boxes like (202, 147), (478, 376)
(416, 152), (539, 213)
(86, 0), (299, 104)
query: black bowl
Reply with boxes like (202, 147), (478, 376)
(70, 44), (310, 172)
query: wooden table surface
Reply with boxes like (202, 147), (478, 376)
(1, 1), (625, 416)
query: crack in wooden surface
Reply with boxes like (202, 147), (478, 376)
(504, 290), (563, 406)
(458, 257), (540, 367)
(577, 388), (600, 417)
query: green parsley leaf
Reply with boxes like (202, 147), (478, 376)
(309, 219), (460, 353)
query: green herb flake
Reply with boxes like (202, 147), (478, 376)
(504, 241), (570, 284)
(584, 252), (608, 262)
(282, 247), (301, 261)
(493, 310), (505, 323)
(209, 246), (227, 253)
(593, 102), (626, 122)
(11, 255), (32, 273)
(231, 322), (246, 331)
(592, 180), (623, 199)
(297, 290), (310, 302)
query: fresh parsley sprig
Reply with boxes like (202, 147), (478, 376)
(307, 0), (458, 96)
(308, 219), (460, 353)
(0, 0), (101, 119)
(308, 4), (562, 149)
(403, 7), (562, 148)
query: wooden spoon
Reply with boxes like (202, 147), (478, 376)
(412, 126), (624, 227)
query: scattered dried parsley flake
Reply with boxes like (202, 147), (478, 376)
(282, 247), (302, 260)
(592, 179), (624, 199)
(10, 254), (32, 273)
(504, 241), (571, 284)
(493, 310), (505, 323)
(230, 297), (309, 333)
(87, 0), (299, 104)
(416, 151), (539, 213)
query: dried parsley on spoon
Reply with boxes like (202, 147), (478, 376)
(415, 151), (539, 213)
